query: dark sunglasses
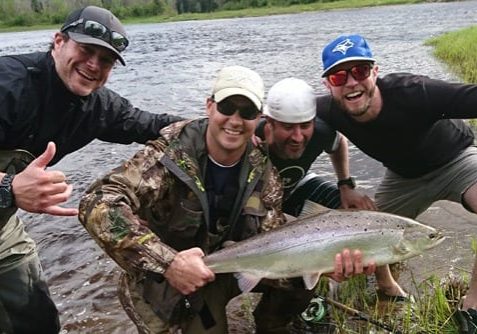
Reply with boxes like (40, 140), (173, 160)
(214, 98), (260, 120)
(61, 18), (129, 52)
(327, 63), (372, 87)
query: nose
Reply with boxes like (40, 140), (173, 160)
(345, 72), (359, 86)
(290, 126), (304, 142)
(229, 110), (243, 123)
(86, 53), (101, 71)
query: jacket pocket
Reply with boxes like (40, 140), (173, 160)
(234, 191), (267, 241)
(167, 199), (203, 250)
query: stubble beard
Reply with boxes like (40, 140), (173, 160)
(339, 85), (376, 120)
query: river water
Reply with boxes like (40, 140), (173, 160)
(1, 1), (477, 333)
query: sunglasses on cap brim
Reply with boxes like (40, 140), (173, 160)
(327, 63), (372, 87)
(213, 97), (261, 120)
(61, 18), (129, 52)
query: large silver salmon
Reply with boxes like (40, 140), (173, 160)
(203, 210), (445, 292)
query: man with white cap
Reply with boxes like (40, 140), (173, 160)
(318, 34), (477, 332)
(258, 77), (375, 216)
(253, 78), (392, 332)
(0, 6), (181, 333)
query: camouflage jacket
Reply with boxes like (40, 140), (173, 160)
(79, 119), (285, 277)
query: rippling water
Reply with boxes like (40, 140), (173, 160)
(1, 1), (477, 332)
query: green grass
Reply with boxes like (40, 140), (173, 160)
(426, 25), (477, 85)
(312, 272), (468, 333)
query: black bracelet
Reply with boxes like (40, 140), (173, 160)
(337, 177), (356, 189)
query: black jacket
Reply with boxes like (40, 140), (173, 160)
(0, 52), (182, 165)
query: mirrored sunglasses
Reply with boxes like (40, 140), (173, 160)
(61, 18), (129, 52)
(327, 63), (372, 87)
(215, 99), (260, 120)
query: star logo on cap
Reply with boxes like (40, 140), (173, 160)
(332, 38), (354, 55)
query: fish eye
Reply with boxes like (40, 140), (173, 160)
(429, 233), (437, 239)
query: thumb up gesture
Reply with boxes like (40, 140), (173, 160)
(12, 142), (78, 216)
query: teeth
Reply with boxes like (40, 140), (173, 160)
(77, 69), (94, 81)
(224, 128), (241, 135)
(346, 91), (361, 98)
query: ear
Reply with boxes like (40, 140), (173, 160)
(206, 97), (214, 117)
(263, 120), (273, 144)
(372, 64), (379, 78)
(52, 32), (67, 50)
(322, 78), (332, 92)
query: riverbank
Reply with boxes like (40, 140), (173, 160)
(426, 25), (477, 84)
(0, 0), (454, 33)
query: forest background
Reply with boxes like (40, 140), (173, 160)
(0, 0), (454, 29)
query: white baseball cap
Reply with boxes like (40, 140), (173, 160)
(264, 78), (316, 123)
(212, 65), (264, 110)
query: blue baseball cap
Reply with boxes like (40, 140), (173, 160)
(321, 34), (375, 77)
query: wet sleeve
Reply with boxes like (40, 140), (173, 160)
(78, 141), (177, 276)
(96, 89), (185, 144)
(0, 60), (29, 144)
(418, 76), (477, 119)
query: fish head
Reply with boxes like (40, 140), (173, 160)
(399, 218), (446, 255)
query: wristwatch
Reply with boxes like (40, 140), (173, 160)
(0, 174), (15, 208)
(337, 177), (356, 189)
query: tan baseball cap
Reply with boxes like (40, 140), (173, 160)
(212, 66), (264, 110)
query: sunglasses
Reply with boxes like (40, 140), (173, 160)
(327, 63), (372, 87)
(61, 18), (129, 52)
(215, 98), (260, 120)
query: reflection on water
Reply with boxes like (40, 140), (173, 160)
(1, 1), (477, 332)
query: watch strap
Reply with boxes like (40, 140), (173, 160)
(0, 174), (15, 208)
(337, 177), (356, 189)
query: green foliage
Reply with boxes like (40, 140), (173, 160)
(426, 26), (477, 84)
(325, 273), (464, 333)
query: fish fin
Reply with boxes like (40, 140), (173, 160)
(234, 273), (262, 293)
(284, 213), (297, 223)
(303, 273), (321, 290)
(298, 200), (331, 218)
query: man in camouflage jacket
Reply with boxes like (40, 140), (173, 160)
(79, 66), (290, 333)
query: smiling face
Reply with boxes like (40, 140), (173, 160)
(266, 118), (314, 160)
(51, 32), (116, 96)
(324, 61), (381, 122)
(206, 95), (260, 165)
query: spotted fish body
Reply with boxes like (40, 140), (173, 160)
(203, 210), (445, 292)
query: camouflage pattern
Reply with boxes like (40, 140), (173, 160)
(79, 118), (285, 279)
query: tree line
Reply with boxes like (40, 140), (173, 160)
(0, 0), (336, 26)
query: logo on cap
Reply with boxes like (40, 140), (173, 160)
(321, 34), (376, 77)
(332, 38), (354, 55)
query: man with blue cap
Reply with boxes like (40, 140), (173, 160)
(317, 34), (477, 333)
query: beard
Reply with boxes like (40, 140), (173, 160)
(338, 85), (376, 120)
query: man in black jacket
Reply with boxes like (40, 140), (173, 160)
(0, 6), (181, 333)
(317, 34), (477, 334)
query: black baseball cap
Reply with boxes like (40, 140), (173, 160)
(61, 6), (128, 65)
